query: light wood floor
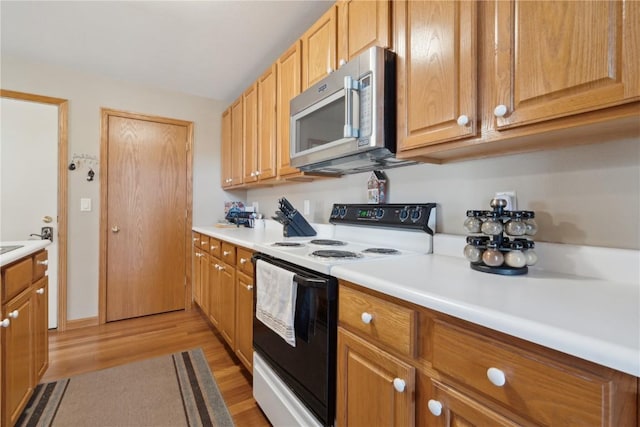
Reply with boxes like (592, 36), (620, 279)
(43, 308), (271, 427)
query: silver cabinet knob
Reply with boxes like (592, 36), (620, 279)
(37, 260), (48, 266)
(393, 378), (406, 393)
(8, 310), (19, 319)
(111, 225), (120, 233)
(223, 251), (231, 256)
(0, 319), (9, 328)
(36, 288), (45, 295)
(240, 258), (247, 264)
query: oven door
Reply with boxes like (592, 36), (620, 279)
(252, 253), (337, 427)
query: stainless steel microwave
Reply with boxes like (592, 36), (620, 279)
(289, 46), (413, 175)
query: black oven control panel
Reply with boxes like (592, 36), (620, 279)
(329, 203), (436, 234)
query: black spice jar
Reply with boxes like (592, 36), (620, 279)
(463, 198), (538, 275)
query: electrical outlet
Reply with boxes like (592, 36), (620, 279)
(494, 191), (517, 211)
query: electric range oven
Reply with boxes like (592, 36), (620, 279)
(252, 203), (436, 427)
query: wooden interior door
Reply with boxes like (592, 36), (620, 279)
(102, 110), (191, 322)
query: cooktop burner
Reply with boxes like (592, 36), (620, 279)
(310, 239), (347, 246)
(271, 242), (305, 247)
(362, 248), (401, 255)
(310, 250), (363, 259)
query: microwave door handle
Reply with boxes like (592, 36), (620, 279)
(294, 274), (327, 288)
(344, 76), (359, 138)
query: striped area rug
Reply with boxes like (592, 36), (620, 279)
(17, 348), (234, 427)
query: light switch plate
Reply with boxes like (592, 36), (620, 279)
(80, 198), (92, 212)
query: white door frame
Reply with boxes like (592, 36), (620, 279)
(1, 89), (69, 331)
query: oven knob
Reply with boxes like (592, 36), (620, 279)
(375, 208), (384, 219)
(411, 208), (422, 222)
(339, 206), (347, 218)
(399, 208), (409, 221)
(331, 206), (339, 218)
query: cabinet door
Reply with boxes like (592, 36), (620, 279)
(34, 278), (48, 380)
(419, 376), (520, 427)
(192, 247), (203, 306)
(218, 261), (236, 348)
(221, 108), (232, 187)
(235, 271), (254, 373)
(3, 293), (34, 427)
(396, 0), (478, 151)
(277, 41), (303, 177)
(337, 0), (390, 64)
(337, 328), (415, 427)
(230, 97), (244, 186)
(492, 0), (639, 130)
(302, 5), (338, 90)
(243, 83), (258, 183)
(200, 253), (210, 318)
(257, 64), (277, 181)
(208, 256), (221, 328)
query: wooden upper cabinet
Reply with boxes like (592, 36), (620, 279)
(396, 0), (478, 152)
(257, 64), (277, 181)
(230, 97), (244, 186)
(220, 108), (232, 188)
(302, 5), (338, 90)
(242, 83), (258, 183)
(277, 41), (303, 178)
(491, 0), (640, 130)
(337, 0), (391, 64)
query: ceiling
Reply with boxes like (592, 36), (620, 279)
(0, 0), (333, 103)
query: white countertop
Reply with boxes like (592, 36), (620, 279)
(0, 240), (51, 267)
(195, 222), (640, 377)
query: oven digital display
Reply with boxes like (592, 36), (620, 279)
(358, 209), (373, 218)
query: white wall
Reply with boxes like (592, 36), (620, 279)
(247, 137), (640, 250)
(1, 55), (236, 320)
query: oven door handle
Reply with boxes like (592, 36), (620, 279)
(294, 275), (327, 288)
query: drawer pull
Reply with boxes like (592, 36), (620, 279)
(223, 251), (231, 256)
(240, 258), (247, 264)
(427, 399), (443, 416)
(8, 310), (19, 319)
(201, 241), (207, 245)
(210, 245), (218, 251)
(193, 237), (198, 242)
(392, 378), (406, 393)
(244, 284), (254, 291)
(37, 260), (49, 266)
(36, 288), (45, 295)
(487, 367), (506, 387)
(1, 318), (10, 328)
(361, 312), (373, 324)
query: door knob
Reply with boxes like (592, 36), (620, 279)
(111, 226), (120, 233)
(42, 215), (53, 223)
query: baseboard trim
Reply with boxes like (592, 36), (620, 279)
(65, 316), (99, 330)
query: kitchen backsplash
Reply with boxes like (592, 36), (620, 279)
(246, 137), (639, 250)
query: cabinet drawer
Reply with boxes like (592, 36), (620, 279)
(432, 321), (613, 426)
(220, 242), (236, 265)
(199, 235), (210, 253)
(339, 285), (416, 358)
(3, 257), (33, 302)
(208, 238), (222, 258)
(236, 247), (253, 276)
(192, 232), (201, 248)
(33, 250), (48, 281)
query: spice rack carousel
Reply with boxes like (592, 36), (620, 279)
(464, 198), (538, 276)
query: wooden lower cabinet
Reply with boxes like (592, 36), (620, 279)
(235, 271), (254, 373)
(1, 249), (49, 427)
(217, 260), (236, 348)
(337, 280), (638, 427)
(337, 328), (415, 427)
